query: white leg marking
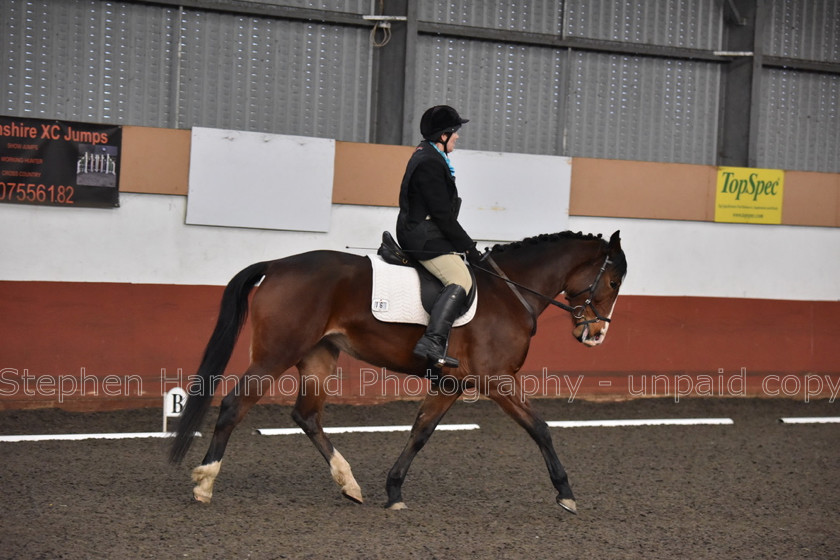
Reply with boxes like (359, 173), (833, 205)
(330, 450), (363, 503)
(191, 460), (222, 503)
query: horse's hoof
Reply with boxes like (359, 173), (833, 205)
(342, 485), (364, 504)
(557, 497), (578, 514)
(386, 501), (407, 510)
(191, 461), (221, 504)
(193, 488), (212, 503)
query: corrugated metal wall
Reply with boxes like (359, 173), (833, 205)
(175, 9), (371, 140)
(757, 0), (840, 171)
(2, 0), (372, 142)
(564, 0), (722, 49)
(2, 0), (838, 171)
(561, 1), (722, 163)
(758, 69), (840, 173)
(565, 53), (719, 163)
(413, 2), (566, 154)
(2, 0), (178, 126)
(278, 0), (368, 12)
(414, 0), (722, 164)
(413, 37), (566, 155)
(764, 0), (839, 62)
(418, 0), (562, 34)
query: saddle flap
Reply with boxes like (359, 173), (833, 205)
(368, 255), (478, 327)
(376, 231), (476, 315)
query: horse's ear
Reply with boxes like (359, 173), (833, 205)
(608, 230), (621, 250)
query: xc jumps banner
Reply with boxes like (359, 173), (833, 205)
(0, 116), (121, 208)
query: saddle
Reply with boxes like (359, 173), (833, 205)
(376, 231), (476, 316)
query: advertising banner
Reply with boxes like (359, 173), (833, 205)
(715, 166), (784, 224)
(0, 116), (121, 208)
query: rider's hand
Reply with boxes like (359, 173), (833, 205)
(465, 244), (485, 265)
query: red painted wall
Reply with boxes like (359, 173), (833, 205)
(1, 281), (838, 410)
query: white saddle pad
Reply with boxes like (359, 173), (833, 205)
(368, 255), (477, 326)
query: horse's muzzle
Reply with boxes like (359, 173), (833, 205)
(577, 324), (607, 347)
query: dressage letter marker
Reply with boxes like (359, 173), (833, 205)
(163, 387), (188, 433)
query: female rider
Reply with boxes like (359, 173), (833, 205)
(396, 105), (481, 369)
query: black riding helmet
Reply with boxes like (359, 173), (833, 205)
(420, 105), (469, 142)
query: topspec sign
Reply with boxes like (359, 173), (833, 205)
(715, 166), (784, 224)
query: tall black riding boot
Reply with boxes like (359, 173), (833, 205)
(413, 284), (468, 368)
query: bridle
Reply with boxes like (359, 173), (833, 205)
(563, 255), (614, 326)
(477, 253), (614, 334)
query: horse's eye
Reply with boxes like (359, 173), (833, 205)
(609, 280), (619, 289)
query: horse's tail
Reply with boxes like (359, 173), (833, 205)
(169, 261), (270, 464)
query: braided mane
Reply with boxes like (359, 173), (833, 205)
(489, 231), (603, 254)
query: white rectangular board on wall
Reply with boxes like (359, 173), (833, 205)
(450, 149), (571, 242)
(186, 128), (334, 232)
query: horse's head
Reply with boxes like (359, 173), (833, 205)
(564, 231), (627, 347)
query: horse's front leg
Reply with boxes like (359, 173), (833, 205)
(385, 385), (462, 510)
(485, 377), (577, 514)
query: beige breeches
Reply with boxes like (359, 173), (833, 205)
(419, 253), (473, 293)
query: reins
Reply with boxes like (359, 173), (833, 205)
(481, 256), (538, 335)
(355, 239), (613, 332)
(473, 253), (613, 331)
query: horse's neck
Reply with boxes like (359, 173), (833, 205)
(494, 239), (604, 308)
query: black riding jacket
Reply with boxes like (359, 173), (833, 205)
(396, 142), (474, 259)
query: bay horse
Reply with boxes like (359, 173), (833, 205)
(170, 230), (627, 514)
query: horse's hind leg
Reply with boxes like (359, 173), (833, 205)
(292, 340), (363, 503)
(385, 387), (462, 510)
(191, 365), (278, 502)
(485, 378), (577, 514)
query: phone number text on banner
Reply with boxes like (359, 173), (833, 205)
(0, 116), (121, 209)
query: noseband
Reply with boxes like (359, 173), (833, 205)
(478, 253), (613, 330)
(564, 255), (613, 326)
